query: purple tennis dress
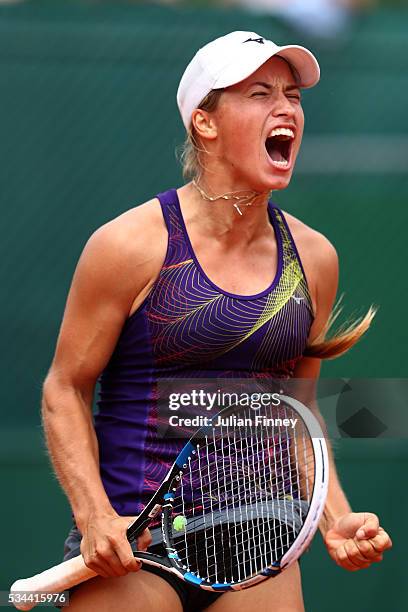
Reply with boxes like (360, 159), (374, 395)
(94, 188), (314, 517)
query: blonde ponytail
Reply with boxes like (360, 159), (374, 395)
(304, 296), (378, 360)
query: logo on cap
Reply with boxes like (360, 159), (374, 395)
(243, 37), (265, 45)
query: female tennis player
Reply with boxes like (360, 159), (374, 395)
(42, 32), (391, 611)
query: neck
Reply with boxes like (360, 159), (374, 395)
(178, 179), (273, 247)
(192, 178), (270, 216)
(194, 175), (271, 209)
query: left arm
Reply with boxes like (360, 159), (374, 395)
(293, 236), (392, 570)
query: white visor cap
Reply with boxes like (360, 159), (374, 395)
(177, 31), (320, 130)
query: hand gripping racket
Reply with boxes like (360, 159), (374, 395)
(10, 394), (328, 609)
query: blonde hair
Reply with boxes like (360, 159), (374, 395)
(177, 91), (377, 362)
(179, 89), (224, 181)
(304, 297), (378, 360)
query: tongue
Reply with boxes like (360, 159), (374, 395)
(266, 139), (286, 162)
(269, 148), (285, 162)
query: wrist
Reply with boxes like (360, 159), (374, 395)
(75, 503), (117, 532)
(320, 465), (352, 537)
(320, 504), (352, 538)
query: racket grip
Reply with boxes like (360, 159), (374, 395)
(10, 555), (96, 611)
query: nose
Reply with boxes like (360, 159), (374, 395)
(271, 90), (296, 119)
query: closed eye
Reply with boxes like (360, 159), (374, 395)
(250, 91), (269, 98)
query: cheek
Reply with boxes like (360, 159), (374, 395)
(218, 122), (259, 164)
(216, 105), (262, 153)
(297, 107), (305, 138)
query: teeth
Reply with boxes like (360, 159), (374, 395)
(269, 127), (294, 139)
(273, 160), (289, 167)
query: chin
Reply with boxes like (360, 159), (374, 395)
(270, 177), (292, 191)
(259, 173), (293, 193)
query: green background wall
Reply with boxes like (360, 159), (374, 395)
(1, 1), (406, 609)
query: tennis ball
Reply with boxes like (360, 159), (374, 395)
(173, 515), (187, 532)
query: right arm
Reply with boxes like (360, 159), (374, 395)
(42, 201), (167, 577)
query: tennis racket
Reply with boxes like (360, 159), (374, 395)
(10, 394), (328, 610)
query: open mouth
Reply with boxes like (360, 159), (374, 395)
(265, 132), (294, 168)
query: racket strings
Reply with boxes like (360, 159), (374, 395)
(185, 425), (306, 476)
(174, 514), (300, 558)
(174, 444), (309, 522)
(173, 435), (314, 515)
(182, 432), (314, 497)
(174, 519), (297, 583)
(184, 424), (312, 479)
(168, 404), (316, 585)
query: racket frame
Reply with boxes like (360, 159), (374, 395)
(125, 394), (329, 591)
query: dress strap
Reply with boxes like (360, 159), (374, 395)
(155, 188), (192, 268)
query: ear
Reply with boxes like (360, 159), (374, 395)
(191, 109), (218, 141)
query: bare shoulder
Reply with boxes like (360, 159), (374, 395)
(73, 197), (168, 318)
(83, 197), (167, 278)
(88, 197), (165, 259)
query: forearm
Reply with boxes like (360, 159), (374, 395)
(319, 447), (351, 536)
(42, 380), (115, 530)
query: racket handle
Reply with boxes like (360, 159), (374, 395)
(10, 555), (95, 611)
